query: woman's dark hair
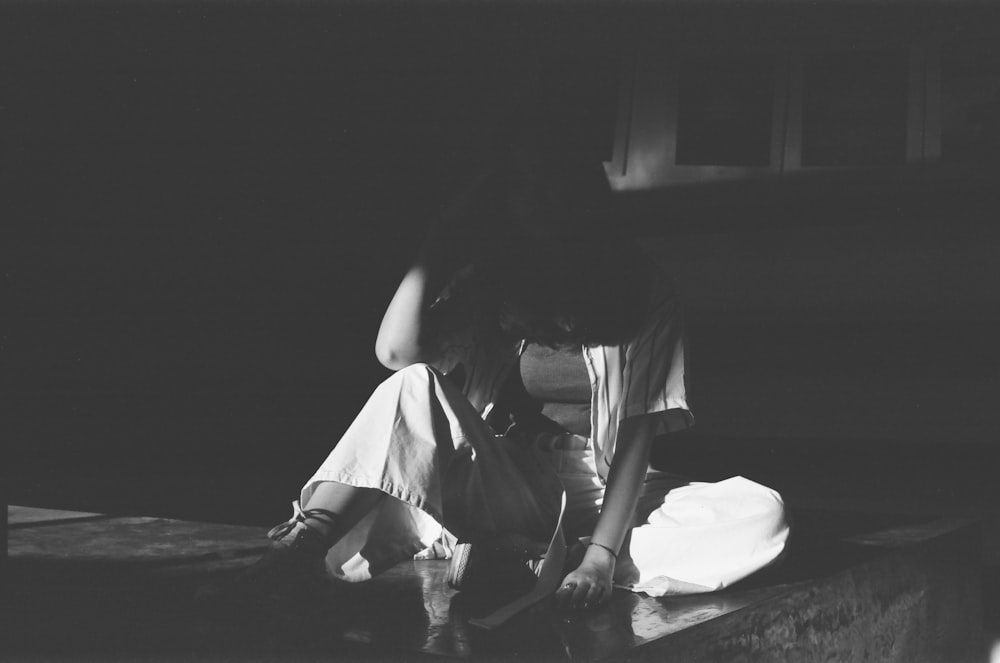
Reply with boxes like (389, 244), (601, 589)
(463, 112), (650, 348)
(491, 239), (650, 348)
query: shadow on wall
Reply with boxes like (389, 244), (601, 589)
(615, 172), (1000, 446)
(6, 3), (999, 525)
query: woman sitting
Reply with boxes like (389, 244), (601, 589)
(239, 124), (789, 613)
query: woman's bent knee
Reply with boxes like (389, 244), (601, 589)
(368, 362), (460, 412)
(396, 362), (443, 378)
(396, 362), (441, 378)
(378, 362), (440, 389)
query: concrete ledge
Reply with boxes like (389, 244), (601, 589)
(6, 506), (982, 662)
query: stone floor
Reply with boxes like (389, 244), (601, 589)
(6, 504), (983, 662)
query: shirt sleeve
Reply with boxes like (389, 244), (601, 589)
(619, 294), (694, 435)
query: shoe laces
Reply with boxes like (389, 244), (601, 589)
(267, 501), (338, 547)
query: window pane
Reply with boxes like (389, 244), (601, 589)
(676, 55), (775, 167)
(942, 47), (1000, 166)
(802, 50), (908, 167)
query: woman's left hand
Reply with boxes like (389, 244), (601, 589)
(555, 545), (616, 610)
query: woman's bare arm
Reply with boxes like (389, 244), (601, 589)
(375, 174), (493, 370)
(591, 415), (657, 553)
(374, 239), (453, 370)
(556, 414), (658, 609)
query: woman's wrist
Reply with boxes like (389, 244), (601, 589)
(583, 541), (618, 568)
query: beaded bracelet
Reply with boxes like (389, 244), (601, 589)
(589, 541), (618, 560)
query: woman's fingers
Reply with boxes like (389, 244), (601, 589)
(555, 581), (578, 609)
(556, 569), (613, 610)
(584, 582), (608, 608)
(555, 580), (590, 609)
(556, 580), (604, 610)
(570, 581), (591, 608)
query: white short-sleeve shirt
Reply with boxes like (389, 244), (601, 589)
(432, 266), (693, 477)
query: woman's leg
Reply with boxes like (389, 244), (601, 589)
(218, 362), (560, 614)
(299, 482), (385, 542)
(291, 362), (561, 582)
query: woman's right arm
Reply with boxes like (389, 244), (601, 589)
(375, 173), (493, 370)
(373, 238), (454, 370)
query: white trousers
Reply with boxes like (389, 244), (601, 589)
(302, 363), (789, 597)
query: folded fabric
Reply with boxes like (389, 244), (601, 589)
(625, 476), (789, 597)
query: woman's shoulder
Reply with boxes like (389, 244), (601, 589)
(611, 259), (684, 353)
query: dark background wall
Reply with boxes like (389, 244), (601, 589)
(5, 3), (999, 547)
(4, 3), (630, 523)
